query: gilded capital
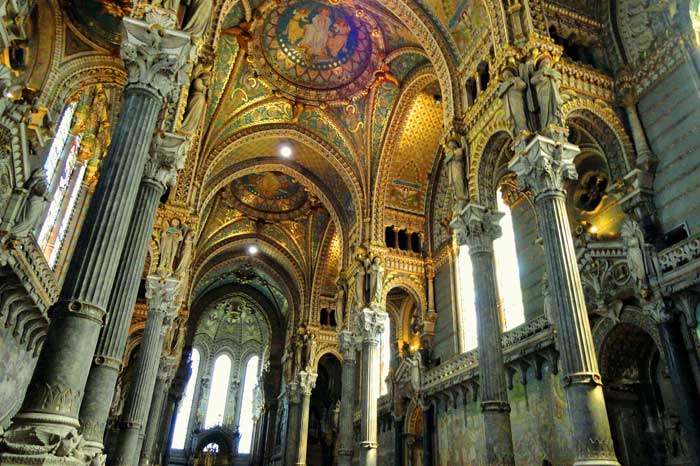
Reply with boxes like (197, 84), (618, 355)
(121, 17), (193, 102)
(449, 203), (503, 252)
(143, 131), (188, 190)
(508, 135), (580, 198)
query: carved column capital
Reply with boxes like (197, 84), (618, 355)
(643, 299), (674, 324)
(143, 131), (188, 190)
(297, 370), (317, 396)
(508, 135), (581, 198)
(145, 275), (181, 329)
(357, 308), (388, 344)
(120, 17), (193, 102)
(449, 203), (503, 252)
(338, 330), (360, 363)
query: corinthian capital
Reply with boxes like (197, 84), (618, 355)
(121, 17), (193, 102)
(143, 131), (188, 189)
(508, 135), (580, 198)
(357, 308), (388, 344)
(449, 203), (503, 252)
(338, 330), (360, 362)
(297, 370), (318, 396)
(145, 275), (181, 325)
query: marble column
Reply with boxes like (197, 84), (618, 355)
(139, 355), (177, 466)
(652, 304), (700, 464)
(337, 330), (360, 466)
(0, 17), (191, 466)
(508, 135), (619, 466)
(450, 203), (515, 466)
(357, 308), (388, 466)
(80, 132), (187, 455)
(294, 371), (317, 466)
(109, 276), (181, 466)
(284, 382), (301, 466)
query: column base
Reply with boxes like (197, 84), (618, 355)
(359, 442), (377, 466)
(337, 450), (352, 466)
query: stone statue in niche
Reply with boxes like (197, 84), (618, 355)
(179, 66), (211, 134)
(175, 230), (194, 278)
(408, 350), (422, 393)
(182, 0), (213, 37)
(620, 218), (648, 289)
(158, 219), (184, 273)
(353, 253), (369, 309)
(498, 68), (529, 136)
(368, 256), (384, 306)
(530, 58), (564, 136)
(335, 280), (346, 326)
(443, 133), (468, 212)
(8, 169), (48, 239)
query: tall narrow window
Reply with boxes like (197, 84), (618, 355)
(205, 354), (231, 428)
(171, 348), (200, 449)
(379, 322), (391, 396)
(458, 246), (478, 350)
(494, 189), (525, 330)
(238, 355), (259, 454)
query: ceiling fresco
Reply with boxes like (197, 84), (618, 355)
(196, 296), (266, 343)
(64, 0), (131, 47)
(232, 171), (309, 214)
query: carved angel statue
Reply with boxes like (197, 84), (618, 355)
(443, 132), (468, 211)
(180, 65), (211, 134)
(368, 256), (385, 306)
(530, 58), (564, 133)
(498, 68), (529, 135)
(408, 350), (422, 392)
(353, 254), (369, 309)
(9, 169), (49, 238)
(620, 218), (648, 288)
(175, 230), (194, 278)
(335, 280), (346, 327)
(158, 219), (184, 273)
(182, 0), (213, 37)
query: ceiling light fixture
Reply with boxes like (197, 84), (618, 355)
(248, 245), (259, 255)
(280, 145), (293, 159)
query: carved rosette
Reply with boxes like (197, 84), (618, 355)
(143, 131), (188, 190)
(338, 330), (360, 363)
(145, 275), (181, 331)
(120, 17), (193, 103)
(508, 135), (581, 198)
(449, 203), (503, 254)
(297, 370), (317, 397)
(357, 308), (388, 344)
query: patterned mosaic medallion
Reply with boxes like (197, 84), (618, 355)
(252, 0), (384, 102)
(232, 171), (308, 214)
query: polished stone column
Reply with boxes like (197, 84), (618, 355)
(509, 135), (619, 466)
(79, 132), (186, 455)
(450, 203), (515, 466)
(357, 308), (388, 466)
(0, 18), (191, 466)
(109, 276), (181, 466)
(284, 382), (301, 466)
(139, 355), (177, 466)
(294, 371), (317, 466)
(337, 330), (360, 466)
(651, 303), (700, 464)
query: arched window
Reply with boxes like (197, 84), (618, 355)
(171, 348), (200, 449)
(38, 101), (85, 268)
(458, 246), (478, 350)
(205, 354), (231, 428)
(379, 321), (391, 396)
(238, 355), (259, 454)
(494, 189), (525, 330)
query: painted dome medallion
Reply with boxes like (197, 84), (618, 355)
(231, 171), (308, 214)
(252, 0), (385, 102)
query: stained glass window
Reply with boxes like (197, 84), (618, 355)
(238, 355), (259, 454)
(171, 348), (200, 450)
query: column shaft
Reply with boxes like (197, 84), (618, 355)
(509, 136), (618, 466)
(284, 385), (300, 466)
(422, 406), (433, 466)
(79, 179), (162, 451)
(139, 374), (170, 466)
(338, 330), (358, 466)
(393, 419), (403, 466)
(294, 394), (312, 466)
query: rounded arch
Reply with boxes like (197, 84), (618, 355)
(381, 275), (427, 314)
(563, 100), (634, 180)
(312, 347), (343, 369)
(592, 305), (666, 362)
(474, 130), (513, 208)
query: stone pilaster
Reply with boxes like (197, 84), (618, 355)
(79, 132), (187, 455)
(139, 355), (176, 466)
(109, 276), (181, 466)
(357, 308), (388, 466)
(450, 203), (515, 466)
(294, 371), (317, 466)
(337, 330), (360, 466)
(508, 135), (619, 466)
(0, 18), (191, 466)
